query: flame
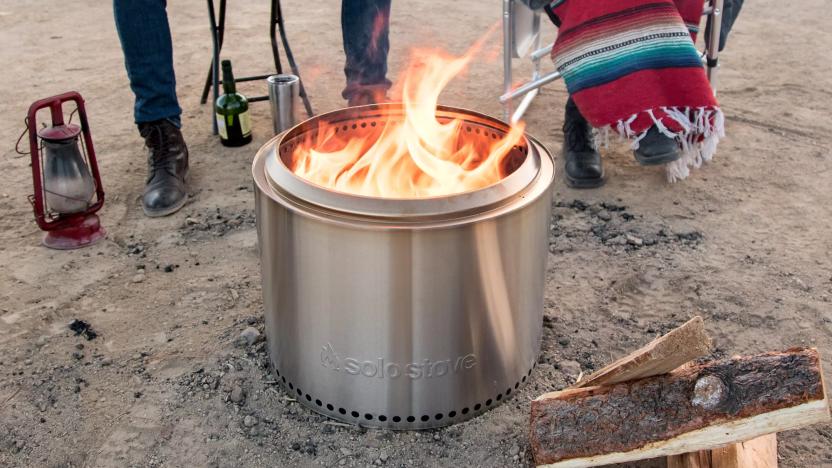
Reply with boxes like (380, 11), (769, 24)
(289, 38), (526, 199)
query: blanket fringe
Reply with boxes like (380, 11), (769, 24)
(599, 106), (725, 182)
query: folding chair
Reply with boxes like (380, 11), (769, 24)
(500, 0), (725, 123)
(199, 0), (315, 134)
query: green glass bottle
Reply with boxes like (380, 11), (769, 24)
(215, 60), (252, 147)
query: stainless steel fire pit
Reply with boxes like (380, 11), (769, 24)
(252, 103), (555, 429)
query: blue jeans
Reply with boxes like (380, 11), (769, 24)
(114, 0), (391, 127)
(114, 0), (182, 127)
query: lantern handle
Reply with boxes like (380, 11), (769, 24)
(13, 117), (31, 157)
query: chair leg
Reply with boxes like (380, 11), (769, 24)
(272, 0), (314, 117)
(706, 0), (724, 94)
(502, 0), (513, 121)
(201, 0), (227, 105)
(207, 0), (222, 134)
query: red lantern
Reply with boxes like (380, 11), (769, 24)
(27, 92), (106, 249)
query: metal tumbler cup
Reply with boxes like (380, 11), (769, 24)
(267, 74), (300, 135)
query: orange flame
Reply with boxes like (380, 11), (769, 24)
(290, 36), (525, 199)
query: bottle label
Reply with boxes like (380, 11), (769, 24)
(239, 110), (251, 137)
(216, 113), (228, 140)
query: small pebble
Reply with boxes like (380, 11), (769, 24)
(626, 234), (644, 247)
(230, 385), (245, 404)
(72, 351), (84, 360)
(243, 415), (257, 427)
(559, 360), (582, 379)
(131, 273), (146, 283)
(240, 327), (262, 346)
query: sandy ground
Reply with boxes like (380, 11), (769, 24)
(1, 0), (831, 467)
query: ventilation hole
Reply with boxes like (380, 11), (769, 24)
(392, 416), (401, 423)
(448, 411), (457, 418)
(407, 416), (415, 423)
(326, 404), (334, 411)
(288, 382), (294, 390)
(492, 132), (498, 139)
(466, 126), (472, 132)
(364, 413), (373, 420)
(305, 394), (312, 402)
(296, 388), (302, 396)
(528, 369), (533, 376)
(496, 394), (503, 401)
(275, 369), (280, 376)
(371, 121), (377, 127)
(351, 411), (359, 418)
(361, 122), (367, 128)
(506, 388), (512, 395)
(351, 124), (357, 130)
(281, 376), (286, 383)
(522, 376), (527, 383)
(462, 407), (470, 415)
(514, 382), (519, 389)
(315, 399), (322, 406)
(342, 125), (348, 131)
(334, 127), (338, 133)
(433, 413), (443, 420)
(486, 399), (493, 406)
(378, 415), (387, 422)
(475, 128), (480, 134)
(474, 404), (482, 411)
(420, 415), (429, 422)
(339, 408), (346, 415)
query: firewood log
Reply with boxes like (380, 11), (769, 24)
(667, 433), (778, 468)
(575, 316), (711, 388)
(530, 348), (829, 468)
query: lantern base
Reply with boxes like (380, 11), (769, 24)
(42, 214), (106, 250)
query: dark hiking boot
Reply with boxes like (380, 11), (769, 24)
(138, 119), (189, 217)
(633, 126), (681, 166)
(563, 97), (604, 188)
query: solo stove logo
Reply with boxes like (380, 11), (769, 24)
(320, 343), (477, 379)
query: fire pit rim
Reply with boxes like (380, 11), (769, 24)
(263, 103), (546, 220)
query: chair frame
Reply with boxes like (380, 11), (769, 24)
(200, 0), (314, 134)
(500, 0), (724, 123)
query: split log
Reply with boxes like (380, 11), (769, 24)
(531, 348), (829, 468)
(575, 316), (711, 388)
(667, 433), (778, 468)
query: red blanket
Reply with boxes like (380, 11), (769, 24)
(547, 0), (723, 181)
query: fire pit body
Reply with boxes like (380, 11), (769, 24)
(252, 104), (555, 429)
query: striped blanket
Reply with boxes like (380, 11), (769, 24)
(546, 0), (723, 181)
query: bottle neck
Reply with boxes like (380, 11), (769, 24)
(222, 64), (236, 95)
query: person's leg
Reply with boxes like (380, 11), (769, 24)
(114, 0), (182, 126)
(114, 0), (188, 217)
(341, 0), (392, 105)
(705, 0), (744, 52)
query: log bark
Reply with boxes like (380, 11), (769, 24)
(531, 348), (828, 468)
(667, 434), (778, 468)
(575, 316), (711, 388)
